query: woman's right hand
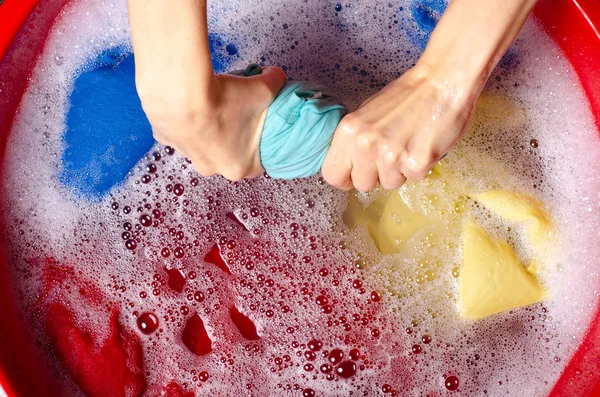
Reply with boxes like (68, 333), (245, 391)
(136, 66), (286, 180)
(129, 0), (286, 181)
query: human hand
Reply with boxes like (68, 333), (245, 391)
(321, 63), (474, 192)
(136, 65), (286, 180)
(129, 0), (286, 181)
(321, 0), (537, 192)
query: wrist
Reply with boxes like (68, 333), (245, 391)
(414, 0), (538, 109)
(411, 58), (482, 115)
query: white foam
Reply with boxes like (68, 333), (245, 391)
(1, 0), (600, 395)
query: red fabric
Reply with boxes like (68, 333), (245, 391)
(229, 306), (260, 340)
(181, 313), (213, 356)
(204, 244), (231, 274)
(154, 381), (195, 397)
(38, 259), (146, 397)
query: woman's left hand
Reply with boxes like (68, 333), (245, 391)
(322, 0), (538, 192)
(321, 62), (474, 192)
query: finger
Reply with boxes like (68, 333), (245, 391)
(402, 117), (466, 180)
(322, 117), (356, 190)
(373, 140), (407, 190)
(322, 146), (353, 190)
(378, 164), (406, 190)
(400, 135), (437, 181)
(350, 151), (378, 192)
(401, 154), (434, 181)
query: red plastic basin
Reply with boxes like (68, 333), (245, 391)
(0, 0), (599, 395)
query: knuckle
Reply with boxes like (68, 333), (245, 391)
(193, 162), (215, 177)
(322, 152), (352, 189)
(355, 131), (376, 151)
(406, 150), (435, 172)
(221, 164), (248, 182)
(337, 115), (359, 134)
(381, 148), (401, 166)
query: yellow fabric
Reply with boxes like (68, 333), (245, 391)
(343, 93), (550, 320)
(459, 222), (545, 320)
(344, 187), (549, 320)
(344, 191), (433, 254)
(475, 190), (550, 247)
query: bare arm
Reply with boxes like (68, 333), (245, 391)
(128, 0), (286, 180)
(420, 0), (538, 105)
(128, 0), (213, 108)
(322, 0), (538, 191)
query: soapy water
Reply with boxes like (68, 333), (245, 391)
(1, 0), (600, 396)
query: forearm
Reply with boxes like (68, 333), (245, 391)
(128, 0), (213, 105)
(418, 0), (538, 106)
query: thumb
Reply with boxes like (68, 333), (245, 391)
(248, 66), (287, 105)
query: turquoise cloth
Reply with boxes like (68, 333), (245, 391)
(259, 82), (347, 179)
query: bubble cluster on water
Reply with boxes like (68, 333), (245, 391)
(1, 0), (600, 396)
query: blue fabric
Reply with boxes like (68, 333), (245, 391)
(61, 34), (236, 199)
(408, 0), (447, 49)
(260, 82), (347, 179)
(61, 47), (154, 198)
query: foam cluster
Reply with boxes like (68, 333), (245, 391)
(1, 0), (600, 396)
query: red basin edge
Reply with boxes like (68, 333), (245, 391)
(0, 0), (599, 395)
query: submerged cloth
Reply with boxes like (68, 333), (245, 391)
(232, 64), (348, 179)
